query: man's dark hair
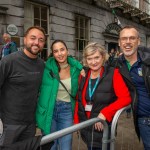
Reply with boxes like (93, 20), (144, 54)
(24, 26), (47, 41)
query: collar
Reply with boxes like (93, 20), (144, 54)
(124, 54), (141, 70)
(122, 54), (141, 64)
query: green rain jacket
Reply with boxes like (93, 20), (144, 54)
(36, 56), (82, 135)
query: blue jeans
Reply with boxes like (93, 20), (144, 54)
(50, 101), (73, 150)
(138, 117), (150, 150)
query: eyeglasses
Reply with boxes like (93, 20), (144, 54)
(120, 36), (139, 42)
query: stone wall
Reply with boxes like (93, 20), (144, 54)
(0, 0), (149, 55)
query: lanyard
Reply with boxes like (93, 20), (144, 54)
(89, 74), (100, 101)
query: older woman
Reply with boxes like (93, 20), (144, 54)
(74, 42), (131, 150)
(36, 40), (83, 150)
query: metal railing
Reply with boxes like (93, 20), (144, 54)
(110, 105), (131, 150)
(40, 105), (131, 150)
(40, 118), (109, 150)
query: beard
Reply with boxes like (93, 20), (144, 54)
(123, 45), (138, 57)
(25, 45), (41, 56)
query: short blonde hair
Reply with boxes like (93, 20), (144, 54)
(83, 42), (109, 66)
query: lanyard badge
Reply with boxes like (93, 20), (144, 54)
(85, 75), (100, 112)
(138, 68), (143, 76)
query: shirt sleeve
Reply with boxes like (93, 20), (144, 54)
(101, 68), (131, 122)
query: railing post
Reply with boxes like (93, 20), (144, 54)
(110, 105), (131, 150)
(101, 120), (109, 150)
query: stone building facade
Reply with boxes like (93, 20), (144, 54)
(0, 0), (150, 60)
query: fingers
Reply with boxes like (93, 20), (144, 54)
(80, 69), (85, 77)
(94, 122), (103, 131)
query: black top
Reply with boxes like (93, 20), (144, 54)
(0, 50), (45, 124)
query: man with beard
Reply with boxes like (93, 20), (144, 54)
(116, 25), (150, 150)
(0, 26), (46, 146)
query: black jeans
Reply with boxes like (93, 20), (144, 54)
(0, 123), (36, 146)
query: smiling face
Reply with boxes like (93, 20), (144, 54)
(86, 50), (104, 72)
(118, 28), (140, 58)
(24, 28), (45, 58)
(52, 42), (69, 65)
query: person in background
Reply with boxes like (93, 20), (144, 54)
(117, 25), (150, 150)
(1, 33), (18, 58)
(108, 48), (116, 63)
(0, 26), (46, 146)
(114, 50), (120, 59)
(36, 40), (83, 150)
(74, 42), (131, 150)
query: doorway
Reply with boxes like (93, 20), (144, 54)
(108, 42), (118, 53)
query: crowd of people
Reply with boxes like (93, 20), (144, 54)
(0, 25), (150, 150)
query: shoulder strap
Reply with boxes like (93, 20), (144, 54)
(49, 70), (75, 99)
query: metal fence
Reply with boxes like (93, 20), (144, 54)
(40, 105), (131, 150)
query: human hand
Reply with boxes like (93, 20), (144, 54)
(94, 121), (104, 131)
(80, 69), (85, 77)
(94, 113), (106, 131)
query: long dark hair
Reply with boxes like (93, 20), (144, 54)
(50, 40), (68, 72)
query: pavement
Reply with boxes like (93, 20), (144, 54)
(72, 112), (144, 150)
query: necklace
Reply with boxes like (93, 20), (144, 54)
(60, 63), (69, 69)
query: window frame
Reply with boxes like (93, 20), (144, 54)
(24, 1), (49, 61)
(75, 14), (90, 61)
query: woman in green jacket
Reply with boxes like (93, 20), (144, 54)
(36, 40), (83, 150)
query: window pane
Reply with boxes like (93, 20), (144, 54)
(85, 19), (89, 30)
(34, 19), (40, 26)
(75, 15), (90, 60)
(41, 7), (47, 20)
(76, 39), (79, 51)
(79, 40), (84, 51)
(75, 27), (79, 38)
(80, 28), (84, 39)
(41, 20), (48, 33)
(40, 48), (47, 60)
(34, 7), (40, 19)
(80, 18), (84, 28)
(85, 29), (89, 39)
